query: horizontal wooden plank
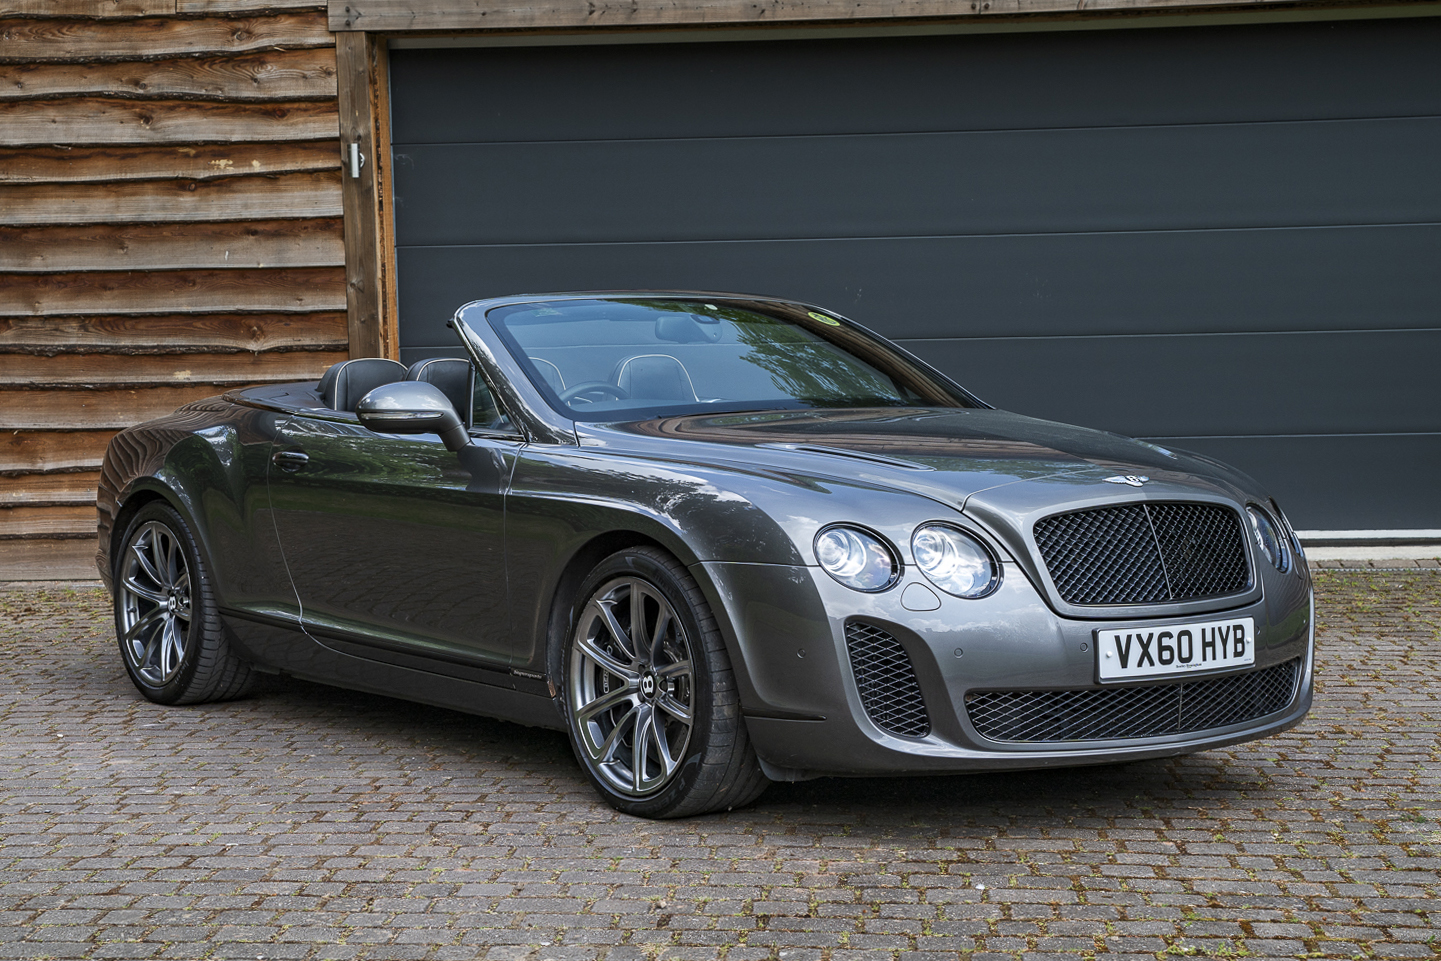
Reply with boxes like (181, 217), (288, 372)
(0, 1), (171, 16)
(0, 99), (338, 147)
(0, 386), (238, 429)
(0, 505), (97, 538)
(0, 49), (337, 103)
(0, 312), (347, 352)
(0, 537), (100, 581)
(0, 267), (347, 316)
(0, 172), (343, 227)
(5, 349), (344, 387)
(0, 220), (343, 273)
(0, 14), (332, 62)
(0, 472), (102, 508)
(0, 142), (340, 186)
(1, 431), (118, 473)
(330, 0), (1365, 30)
(179, 0), (326, 10)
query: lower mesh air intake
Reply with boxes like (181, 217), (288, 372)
(965, 658), (1300, 742)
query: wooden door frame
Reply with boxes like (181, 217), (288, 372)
(337, 32), (399, 360)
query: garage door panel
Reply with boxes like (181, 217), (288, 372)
(1154, 434), (1441, 530)
(395, 226), (1439, 349)
(913, 330), (1441, 437)
(389, 19), (1441, 144)
(391, 20), (1440, 530)
(393, 117), (1441, 246)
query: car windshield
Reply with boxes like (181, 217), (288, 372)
(485, 297), (977, 421)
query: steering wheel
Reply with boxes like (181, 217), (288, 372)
(559, 382), (630, 405)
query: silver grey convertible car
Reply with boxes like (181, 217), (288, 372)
(98, 293), (1314, 818)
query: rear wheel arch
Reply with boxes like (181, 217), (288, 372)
(109, 487), (174, 581)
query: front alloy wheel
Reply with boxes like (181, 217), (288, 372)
(569, 576), (696, 797)
(562, 547), (767, 818)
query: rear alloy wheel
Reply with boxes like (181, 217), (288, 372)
(114, 501), (253, 705)
(564, 547), (768, 818)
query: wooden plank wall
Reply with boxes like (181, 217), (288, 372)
(0, 0), (346, 580)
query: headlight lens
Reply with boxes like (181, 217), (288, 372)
(814, 526), (898, 592)
(1247, 506), (1290, 573)
(911, 525), (999, 598)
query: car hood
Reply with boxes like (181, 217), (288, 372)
(582, 407), (1257, 513)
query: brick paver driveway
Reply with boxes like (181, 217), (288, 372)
(2, 571), (1437, 960)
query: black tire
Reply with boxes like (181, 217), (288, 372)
(112, 501), (254, 705)
(561, 546), (769, 818)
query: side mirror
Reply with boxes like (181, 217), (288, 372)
(356, 381), (470, 452)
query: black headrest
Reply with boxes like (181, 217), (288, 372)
(321, 358), (407, 412)
(406, 358), (474, 428)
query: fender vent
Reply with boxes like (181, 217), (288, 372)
(845, 621), (931, 738)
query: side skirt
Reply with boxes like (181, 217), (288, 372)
(220, 610), (566, 731)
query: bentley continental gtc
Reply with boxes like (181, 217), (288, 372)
(98, 293), (1315, 817)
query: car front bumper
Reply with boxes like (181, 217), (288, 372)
(699, 560), (1314, 778)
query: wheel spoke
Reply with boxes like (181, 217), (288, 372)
(648, 710), (677, 778)
(631, 703), (654, 792)
(576, 685), (636, 728)
(131, 539), (163, 586)
(592, 703), (640, 764)
(161, 616), (184, 678)
(656, 691), (692, 725)
(655, 659), (691, 681)
(124, 607), (165, 645)
(122, 575), (167, 606)
(150, 531), (171, 588)
(648, 607), (672, 664)
(576, 626), (639, 682)
(629, 583), (648, 661)
(599, 599), (637, 664)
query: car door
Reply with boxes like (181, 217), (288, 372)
(267, 380), (520, 670)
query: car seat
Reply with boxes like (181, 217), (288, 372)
(613, 354), (697, 402)
(406, 358), (475, 428)
(528, 357), (566, 394)
(318, 358), (407, 413)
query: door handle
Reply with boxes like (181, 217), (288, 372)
(272, 449), (309, 472)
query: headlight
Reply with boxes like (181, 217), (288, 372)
(1247, 506), (1290, 573)
(1272, 498), (1306, 566)
(911, 525), (999, 598)
(814, 526), (898, 592)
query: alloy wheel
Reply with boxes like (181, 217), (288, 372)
(568, 576), (695, 797)
(117, 520), (192, 686)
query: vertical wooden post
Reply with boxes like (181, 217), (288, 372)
(337, 32), (399, 360)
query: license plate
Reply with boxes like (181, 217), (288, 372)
(1096, 617), (1255, 681)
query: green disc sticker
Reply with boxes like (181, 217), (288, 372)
(807, 311), (841, 326)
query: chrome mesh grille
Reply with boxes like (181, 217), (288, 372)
(965, 658), (1300, 743)
(845, 621), (930, 738)
(1034, 502), (1249, 605)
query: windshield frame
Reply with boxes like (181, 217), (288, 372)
(479, 294), (986, 424)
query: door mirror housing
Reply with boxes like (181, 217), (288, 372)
(356, 381), (470, 452)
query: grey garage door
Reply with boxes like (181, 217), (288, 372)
(388, 18), (1441, 531)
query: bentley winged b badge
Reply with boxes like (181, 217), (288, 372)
(1104, 474), (1151, 487)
